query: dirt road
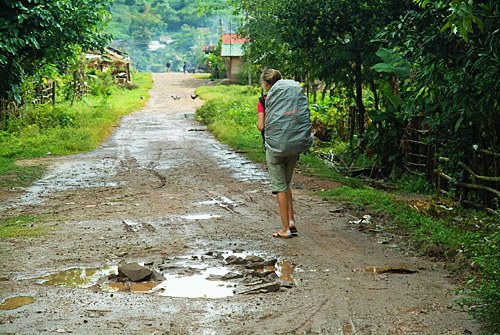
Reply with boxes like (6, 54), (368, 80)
(0, 73), (481, 334)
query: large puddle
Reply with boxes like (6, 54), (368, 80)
(33, 252), (296, 299)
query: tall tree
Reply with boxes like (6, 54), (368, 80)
(0, 0), (112, 101)
(234, 0), (409, 135)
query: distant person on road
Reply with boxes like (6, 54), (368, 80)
(257, 69), (313, 239)
(166, 61), (171, 72)
(183, 62), (187, 74)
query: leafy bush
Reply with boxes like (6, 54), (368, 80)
(88, 71), (114, 97)
(396, 172), (434, 195)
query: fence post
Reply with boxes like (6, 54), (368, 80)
(52, 81), (56, 105)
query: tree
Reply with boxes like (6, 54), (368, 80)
(0, 0), (112, 102)
(128, 4), (163, 48)
(233, 0), (409, 135)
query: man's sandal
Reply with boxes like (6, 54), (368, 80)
(272, 231), (292, 238)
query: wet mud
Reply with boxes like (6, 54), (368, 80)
(0, 73), (481, 334)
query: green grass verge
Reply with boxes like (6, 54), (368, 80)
(196, 84), (266, 162)
(0, 73), (151, 188)
(0, 215), (53, 238)
(195, 83), (500, 333)
(192, 73), (211, 79)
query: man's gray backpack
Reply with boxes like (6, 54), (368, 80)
(264, 79), (314, 156)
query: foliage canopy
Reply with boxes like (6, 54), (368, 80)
(0, 0), (112, 102)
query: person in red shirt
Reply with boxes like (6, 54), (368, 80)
(257, 69), (299, 238)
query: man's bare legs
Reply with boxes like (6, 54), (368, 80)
(275, 187), (295, 237)
(286, 187), (295, 224)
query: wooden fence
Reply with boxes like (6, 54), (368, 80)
(401, 118), (500, 213)
(0, 77), (88, 130)
(33, 80), (56, 105)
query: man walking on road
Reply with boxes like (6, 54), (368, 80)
(257, 69), (314, 239)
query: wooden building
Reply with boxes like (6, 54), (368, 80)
(221, 33), (246, 81)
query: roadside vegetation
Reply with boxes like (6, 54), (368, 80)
(0, 71), (151, 242)
(195, 84), (500, 333)
(0, 73), (151, 190)
(0, 215), (53, 239)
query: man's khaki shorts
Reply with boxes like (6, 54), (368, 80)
(266, 151), (299, 193)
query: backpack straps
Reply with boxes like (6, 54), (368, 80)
(258, 95), (267, 145)
(259, 95), (266, 112)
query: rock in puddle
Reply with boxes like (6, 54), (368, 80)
(245, 255), (264, 263)
(236, 282), (281, 295)
(118, 263), (153, 282)
(225, 255), (246, 265)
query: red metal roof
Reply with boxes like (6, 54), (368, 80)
(222, 33), (246, 44)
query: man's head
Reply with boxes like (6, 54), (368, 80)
(261, 69), (281, 91)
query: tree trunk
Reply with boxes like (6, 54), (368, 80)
(349, 106), (356, 142)
(354, 53), (366, 135)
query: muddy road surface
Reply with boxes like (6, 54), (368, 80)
(0, 73), (480, 334)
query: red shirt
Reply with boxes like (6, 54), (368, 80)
(257, 96), (266, 113)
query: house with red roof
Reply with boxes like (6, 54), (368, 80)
(221, 33), (246, 81)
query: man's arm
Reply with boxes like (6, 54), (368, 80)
(257, 111), (265, 132)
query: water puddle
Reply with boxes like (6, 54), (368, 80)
(181, 214), (221, 220)
(32, 251), (296, 298)
(0, 296), (35, 310)
(341, 320), (355, 334)
(197, 196), (238, 213)
(154, 267), (234, 298)
(279, 260), (296, 284)
(102, 282), (159, 293)
(37, 266), (118, 287)
(354, 267), (417, 274)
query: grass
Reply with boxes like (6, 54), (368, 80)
(0, 73), (152, 240)
(0, 159), (47, 188)
(0, 73), (151, 188)
(296, 153), (365, 189)
(192, 73), (211, 79)
(0, 215), (53, 238)
(196, 84), (266, 162)
(194, 83), (500, 333)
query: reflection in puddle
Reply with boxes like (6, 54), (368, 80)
(38, 266), (118, 287)
(280, 260), (295, 284)
(102, 282), (127, 292)
(256, 260), (296, 284)
(342, 320), (355, 334)
(131, 282), (158, 292)
(102, 282), (160, 293)
(181, 214), (221, 220)
(0, 296), (35, 310)
(154, 267), (233, 298)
